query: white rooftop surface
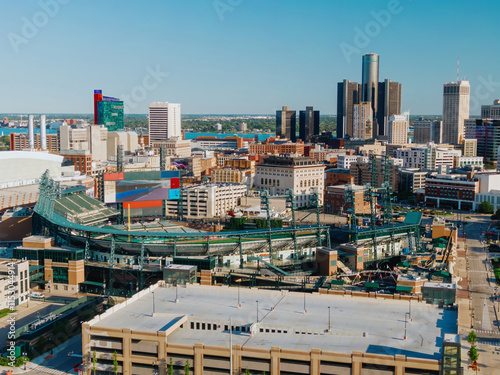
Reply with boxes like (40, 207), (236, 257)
(91, 284), (457, 360)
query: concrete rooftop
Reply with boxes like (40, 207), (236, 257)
(90, 284), (457, 360)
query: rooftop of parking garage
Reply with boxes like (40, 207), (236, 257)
(88, 283), (457, 360)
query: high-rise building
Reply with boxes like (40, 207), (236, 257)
(337, 54), (401, 138)
(276, 106), (296, 141)
(362, 53), (379, 133)
(481, 99), (500, 119)
(93, 90), (124, 132)
(299, 106), (320, 142)
(353, 102), (373, 139)
(377, 79), (402, 136)
(148, 102), (181, 144)
(337, 79), (361, 138)
(413, 117), (442, 144)
(442, 81), (470, 144)
(465, 119), (500, 162)
(388, 114), (408, 144)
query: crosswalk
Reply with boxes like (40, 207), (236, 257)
(35, 366), (69, 375)
(474, 329), (500, 335)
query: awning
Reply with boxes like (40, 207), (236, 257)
(81, 281), (105, 287)
(396, 286), (413, 292)
(330, 280), (345, 286)
(397, 262), (410, 268)
(365, 282), (379, 288)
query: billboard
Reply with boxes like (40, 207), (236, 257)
(103, 171), (180, 204)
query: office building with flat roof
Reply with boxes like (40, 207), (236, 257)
(298, 106), (320, 143)
(149, 102), (182, 144)
(442, 81), (470, 144)
(276, 106), (296, 141)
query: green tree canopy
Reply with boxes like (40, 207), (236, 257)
(479, 201), (494, 214)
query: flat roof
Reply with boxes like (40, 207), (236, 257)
(89, 284), (457, 360)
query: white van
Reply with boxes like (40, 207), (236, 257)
(30, 292), (44, 298)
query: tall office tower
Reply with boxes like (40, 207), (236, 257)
(337, 79), (361, 138)
(353, 102), (373, 139)
(442, 80), (470, 144)
(276, 106), (296, 141)
(148, 102), (182, 144)
(387, 114), (408, 144)
(362, 53), (379, 134)
(413, 117), (442, 144)
(94, 90), (124, 132)
(93, 90), (103, 124)
(481, 99), (500, 119)
(465, 119), (500, 162)
(377, 79), (402, 136)
(299, 106), (320, 142)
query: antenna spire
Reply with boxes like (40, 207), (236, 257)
(457, 56), (459, 82)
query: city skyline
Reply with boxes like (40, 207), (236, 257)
(1, 1), (499, 116)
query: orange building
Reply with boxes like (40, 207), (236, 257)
(60, 150), (93, 175)
(248, 140), (305, 155)
(325, 169), (354, 186)
(10, 133), (59, 153)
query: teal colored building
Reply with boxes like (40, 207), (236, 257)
(97, 99), (124, 131)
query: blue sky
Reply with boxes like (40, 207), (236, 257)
(1, 0), (499, 115)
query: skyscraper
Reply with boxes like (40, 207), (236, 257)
(337, 80), (361, 138)
(362, 53), (379, 134)
(337, 54), (401, 139)
(413, 117), (442, 144)
(465, 119), (500, 162)
(442, 80), (470, 144)
(387, 114), (408, 144)
(276, 106), (296, 141)
(299, 106), (320, 142)
(93, 90), (124, 132)
(148, 102), (181, 144)
(377, 79), (402, 136)
(353, 102), (373, 139)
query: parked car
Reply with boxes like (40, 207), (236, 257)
(30, 292), (44, 298)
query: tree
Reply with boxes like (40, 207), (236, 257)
(168, 357), (174, 375)
(113, 351), (118, 375)
(478, 201), (494, 214)
(245, 369), (250, 375)
(468, 345), (479, 363)
(184, 359), (190, 375)
(467, 330), (477, 346)
(92, 350), (97, 375)
(491, 208), (500, 220)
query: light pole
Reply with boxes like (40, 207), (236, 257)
(404, 312), (410, 340)
(237, 285), (240, 308)
(152, 292), (155, 315)
(328, 306), (331, 331)
(229, 317), (233, 375)
(304, 292), (307, 313)
(409, 299), (412, 322)
(256, 300), (259, 323)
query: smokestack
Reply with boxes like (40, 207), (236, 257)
(40, 115), (47, 150)
(28, 115), (35, 149)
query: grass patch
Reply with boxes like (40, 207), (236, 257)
(0, 308), (16, 319)
(493, 258), (500, 285)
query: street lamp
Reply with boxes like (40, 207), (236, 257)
(404, 312), (410, 340)
(409, 299), (412, 322)
(256, 300), (259, 323)
(152, 292), (155, 315)
(328, 306), (331, 331)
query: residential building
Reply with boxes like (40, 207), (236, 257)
(481, 99), (500, 119)
(107, 131), (140, 159)
(58, 124), (108, 161)
(325, 169), (354, 186)
(0, 259), (29, 308)
(148, 102), (181, 143)
(248, 140), (305, 155)
(212, 168), (247, 184)
(276, 106), (296, 141)
(424, 173), (479, 210)
(255, 155), (325, 207)
(465, 119), (500, 162)
(60, 150), (92, 175)
(10, 133), (59, 153)
(462, 138), (477, 157)
(324, 184), (370, 215)
(442, 81), (470, 144)
(298, 106), (320, 142)
(338, 155), (369, 169)
(150, 137), (191, 158)
(388, 114), (408, 144)
(398, 168), (427, 193)
(394, 145), (461, 171)
(413, 117), (442, 144)
(353, 102), (373, 139)
(239, 122), (247, 132)
(337, 79), (361, 138)
(165, 183), (247, 218)
(349, 157), (398, 191)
